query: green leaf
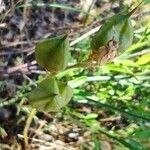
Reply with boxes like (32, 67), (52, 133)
(97, 129), (145, 150)
(92, 134), (101, 150)
(84, 113), (98, 120)
(136, 53), (150, 65)
(87, 98), (150, 121)
(35, 35), (70, 72)
(68, 76), (87, 88)
(123, 139), (145, 150)
(144, 0), (150, 4)
(96, 128), (145, 150)
(29, 76), (73, 112)
(132, 129), (150, 139)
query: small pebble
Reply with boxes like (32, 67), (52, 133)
(68, 132), (79, 138)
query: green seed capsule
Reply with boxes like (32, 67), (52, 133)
(29, 76), (73, 112)
(91, 2), (142, 52)
(91, 11), (133, 54)
(35, 35), (70, 72)
(89, 3), (142, 65)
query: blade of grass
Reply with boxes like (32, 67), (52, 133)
(119, 40), (150, 59)
(68, 107), (145, 150)
(87, 98), (150, 121)
(83, 0), (96, 26)
(23, 108), (37, 150)
(16, 3), (96, 17)
(97, 128), (144, 150)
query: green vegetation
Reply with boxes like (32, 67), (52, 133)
(0, 0), (150, 149)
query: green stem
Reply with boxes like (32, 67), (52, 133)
(66, 62), (87, 70)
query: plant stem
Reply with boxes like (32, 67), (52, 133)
(23, 108), (37, 150)
(66, 62), (87, 70)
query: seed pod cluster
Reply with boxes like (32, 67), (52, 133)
(29, 4), (141, 112)
(29, 76), (73, 112)
(30, 35), (73, 112)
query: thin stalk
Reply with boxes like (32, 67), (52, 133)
(23, 108), (37, 150)
(127, 1), (143, 17)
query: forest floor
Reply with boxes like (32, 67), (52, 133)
(0, 0), (150, 150)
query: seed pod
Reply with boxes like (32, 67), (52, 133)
(91, 11), (133, 54)
(29, 76), (59, 111)
(57, 81), (73, 110)
(91, 4), (141, 55)
(29, 76), (73, 112)
(35, 35), (70, 72)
